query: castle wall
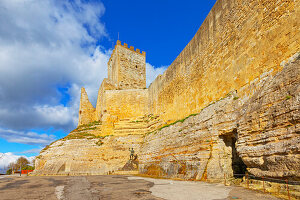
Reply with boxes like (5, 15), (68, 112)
(95, 78), (117, 121)
(103, 89), (148, 120)
(78, 88), (96, 126)
(107, 49), (118, 86)
(140, 55), (300, 181)
(116, 44), (146, 89)
(38, 0), (300, 186)
(148, 0), (300, 123)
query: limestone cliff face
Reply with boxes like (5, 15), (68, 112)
(237, 57), (300, 179)
(34, 56), (299, 180)
(35, 0), (299, 183)
(34, 132), (143, 175)
(34, 115), (160, 175)
(139, 57), (300, 180)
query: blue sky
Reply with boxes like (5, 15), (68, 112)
(0, 0), (216, 168)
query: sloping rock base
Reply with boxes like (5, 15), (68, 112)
(34, 57), (299, 182)
(139, 56), (300, 181)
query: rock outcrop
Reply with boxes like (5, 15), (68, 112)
(139, 55), (300, 181)
(34, 55), (299, 179)
(34, 130), (143, 175)
(237, 56), (300, 179)
(34, 0), (299, 184)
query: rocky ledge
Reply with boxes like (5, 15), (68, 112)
(34, 54), (299, 181)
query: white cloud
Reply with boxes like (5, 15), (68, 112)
(146, 63), (167, 87)
(0, 0), (168, 148)
(0, 152), (34, 170)
(0, 128), (55, 145)
(0, 0), (109, 136)
(18, 148), (42, 154)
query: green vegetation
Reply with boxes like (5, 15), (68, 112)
(131, 114), (159, 123)
(95, 139), (104, 146)
(148, 114), (159, 120)
(286, 95), (292, 100)
(40, 140), (58, 153)
(94, 134), (114, 146)
(22, 165), (35, 170)
(6, 157), (34, 175)
(98, 134), (113, 139)
(144, 130), (157, 136)
(6, 168), (12, 175)
(218, 92), (233, 101)
(130, 120), (143, 123)
(158, 113), (199, 131)
(62, 132), (101, 140)
(72, 121), (102, 132)
(41, 145), (50, 153)
(145, 91), (243, 136)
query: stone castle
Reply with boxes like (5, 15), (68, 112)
(78, 40), (150, 136)
(34, 0), (299, 196)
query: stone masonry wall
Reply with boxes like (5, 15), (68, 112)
(95, 78), (117, 121)
(148, 0), (299, 123)
(107, 41), (146, 90)
(116, 43), (146, 89)
(78, 88), (96, 126)
(140, 56), (300, 180)
(37, 0), (299, 185)
(103, 89), (148, 120)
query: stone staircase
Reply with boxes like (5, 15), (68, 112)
(67, 121), (102, 138)
(67, 115), (163, 138)
(113, 115), (163, 136)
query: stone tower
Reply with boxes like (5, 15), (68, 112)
(78, 40), (148, 126)
(108, 40), (146, 89)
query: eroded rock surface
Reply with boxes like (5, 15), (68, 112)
(237, 58), (300, 179)
(34, 134), (143, 175)
(139, 57), (300, 180)
(34, 57), (299, 181)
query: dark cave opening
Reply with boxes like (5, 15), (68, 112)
(221, 129), (247, 176)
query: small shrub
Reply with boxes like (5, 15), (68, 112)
(40, 140), (58, 153)
(62, 132), (101, 140)
(286, 95), (292, 100)
(74, 121), (102, 131)
(6, 169), (12, 175)
(145, 131), (156, 136)
(158, 113), (199, 131)
(233, 96), (239, 100)
(96, 139), (103, 146)
(130, 120), (143, 123)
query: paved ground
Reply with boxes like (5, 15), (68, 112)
(0, 175), (280, 200)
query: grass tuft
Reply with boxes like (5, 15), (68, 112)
(158, 113), (199, 131)
(95, 139), (103, 146)
(286, 95), (292, 100)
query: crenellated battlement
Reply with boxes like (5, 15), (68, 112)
(116, 40), (146, 56)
